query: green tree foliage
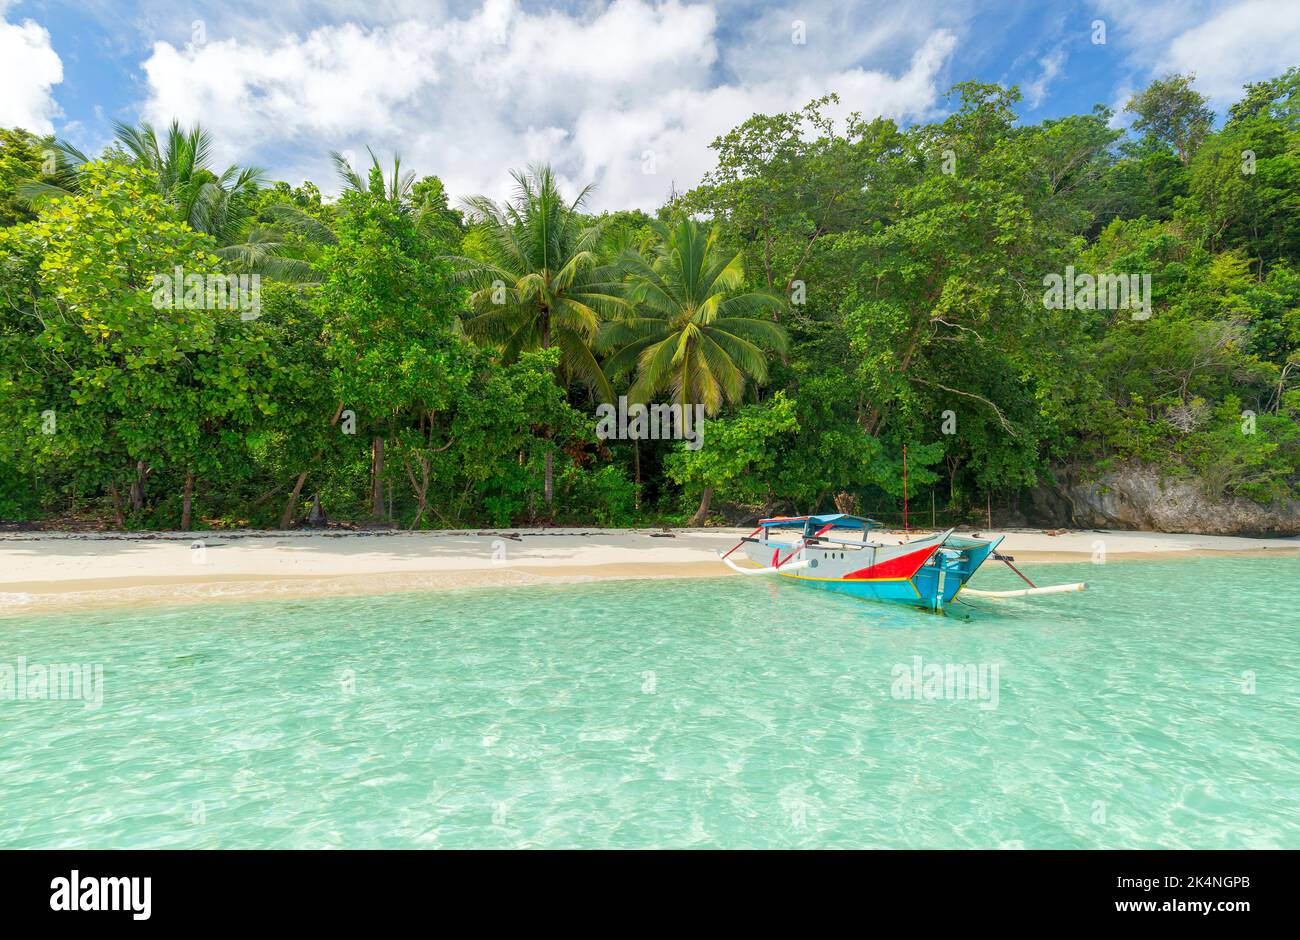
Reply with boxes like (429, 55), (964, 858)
(682, 94), (900, 297)
(21, 120), (319, 280)
(1, 68), (1296, 531)
(665, 393), (802, 513)
(0, 161), (274, 527)
(1125, 73), (1215, 164)
(316, 168), (471, 522)
(0, 128), (79, 227)
(450, 164), (630, 514)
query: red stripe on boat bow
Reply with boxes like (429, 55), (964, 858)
(844, 543), (939, 580)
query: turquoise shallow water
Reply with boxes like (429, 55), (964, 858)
(1, 556), (1297, 849)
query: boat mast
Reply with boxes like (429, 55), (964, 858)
(902, 444), (909, 534)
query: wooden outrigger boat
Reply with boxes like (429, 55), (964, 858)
(717, 514), (1084, 613)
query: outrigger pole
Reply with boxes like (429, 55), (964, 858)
(775, 523), (836, 568)
(721, 526), (763, 560)
(718, 552), (813, 575)
(963, 551), (1088, 599)
(717, 520), (834, 575)
(993, 551), (1036, 588)
(962, 582), (1086, 598)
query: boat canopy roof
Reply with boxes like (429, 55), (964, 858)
(758, 513), (881, 531)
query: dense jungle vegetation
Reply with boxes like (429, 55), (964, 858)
(1, 71), (1297, 530)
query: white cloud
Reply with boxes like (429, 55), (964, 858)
(1094, 0), (1219, 49)
(1106, 82), (1135, 129)
(1160, 0), (1300, 104)
(1021, 47), (1066, 109)
(136, 0), (959, 210)
(717, 0), (966, 85)
(0, 12), (63, 134)
(1097, 0), (1300, 109)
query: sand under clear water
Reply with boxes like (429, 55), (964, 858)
(2, 555), (1296, 848)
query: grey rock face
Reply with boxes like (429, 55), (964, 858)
(1032, 465), (1300, 537)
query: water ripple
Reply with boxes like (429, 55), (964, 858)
(1, 557), (1296, 848)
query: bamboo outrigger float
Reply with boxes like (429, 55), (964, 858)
(717, 514), (1085, 613)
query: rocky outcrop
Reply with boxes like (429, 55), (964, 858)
(1030, 464), (1300, 537)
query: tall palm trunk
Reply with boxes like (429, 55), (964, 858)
(634, 441), (641, 512)
(543, 450), (554, 510)
(282, 471), (309, 529)
(107, 481), (127, 529)
(371, 436), (386, 519)
(181, 470), (194, 530)
(279, 402), (346, 529)
(128, 460), (149, 511)
(689, 487), (714, 527)
(681, 360), (708, 527)
(541, 312), (554, 512)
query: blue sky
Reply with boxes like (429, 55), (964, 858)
(2, 0), (1296, 209)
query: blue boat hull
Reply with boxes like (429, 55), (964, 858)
(729, 515), (1005, 614)
(778, 570), (965, 609)
(774, 535), (1003, 613)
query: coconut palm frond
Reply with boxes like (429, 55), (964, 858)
(601, 332), (662, 381)
(604, 217), (790, 416)
(554, 329), (614, 402)
(263, 203), (338, 246)
(15, 179), (74, 208)
(711, 313), (790, 352)
(455, 165), (624, 391)
(330, 149), (367, 194)
(713, 291), (788, 326)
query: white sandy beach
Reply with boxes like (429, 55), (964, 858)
(2, 525), (1297, 615)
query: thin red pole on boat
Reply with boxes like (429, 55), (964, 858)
(902, 445), (908, 534)
(1001, 558), (1037, 588)
(722, 526), (763, 560)
(776, 523), (835, 569)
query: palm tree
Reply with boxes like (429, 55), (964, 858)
(330, 146), (416, 202)
(602, 218), (789, 525)
(113, 121), (323, 278)
(18, 120), (316, 279)
(4, 134), (85, 215)
(111, 121), (262, 240)
(601, 218), (788, 414)
(329, 146), (463, 245)
(449, 164), (627, 510)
